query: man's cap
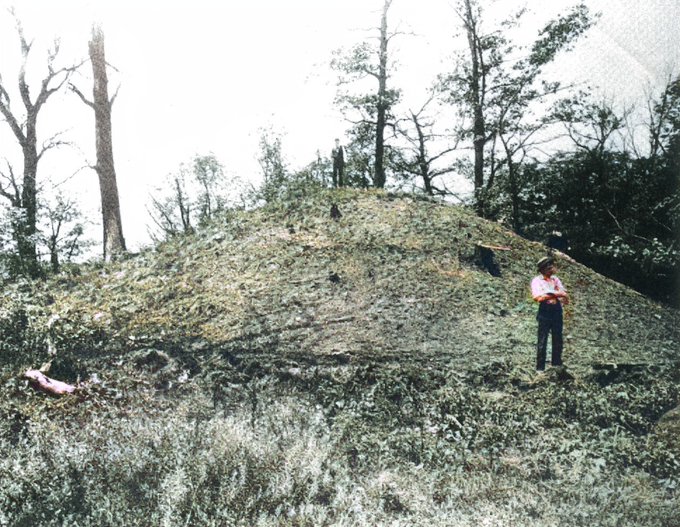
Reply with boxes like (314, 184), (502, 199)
(537, 256), (554, 272)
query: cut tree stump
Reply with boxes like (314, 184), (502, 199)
(474, 243), (510, 277)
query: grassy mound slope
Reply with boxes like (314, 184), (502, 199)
(1, 189), (678, 526)
(4, 189), (677, 370)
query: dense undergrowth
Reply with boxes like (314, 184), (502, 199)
(0, 190), (678, 526)
(0, 361), (678, 526)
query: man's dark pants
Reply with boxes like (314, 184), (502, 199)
(333, 164), (344, 187)
(536, 303), (563, 370)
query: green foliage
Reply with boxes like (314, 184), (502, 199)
(256, 128), (290, 204)
(342, 121), (379, 188)
(0, 280), (48, 366)
(653, 75), (680, 153)
(441, 0), (595, 216)
(40, 193), (93, 273)
(253, 129), (327, 204)
(528, 3), (594, 67)
(0, 399), (336, 526)
(483, 79), (680, 305)
(508, 147), (679, 305)
(0, 207), (42, 279)
(0, 195), (92, 280)
(148, 153), (242, 241)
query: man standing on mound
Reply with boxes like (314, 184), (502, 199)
(331, 138), (345, 188)
(531, 257), (569, 372)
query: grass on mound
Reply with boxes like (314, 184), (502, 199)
(2, 189), (678, 377)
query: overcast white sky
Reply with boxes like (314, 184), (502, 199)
(1, 0), (679, 251)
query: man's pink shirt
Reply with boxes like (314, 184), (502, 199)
(531, 275), (566, 300)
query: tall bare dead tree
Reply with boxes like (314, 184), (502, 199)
(331, 0), (399, 189)
(461, 0), (486, 210)
(0, 12), (80, 276)
(373, 0), (393, 189)
(394, 94), (462, 197)
(72, 24), (126, 261)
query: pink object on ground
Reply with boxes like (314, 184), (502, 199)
(24, 369), (76, 395)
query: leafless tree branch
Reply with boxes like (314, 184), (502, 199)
(69, 83), (94, 108)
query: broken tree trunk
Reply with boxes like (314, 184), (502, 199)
(474, 243), (510, 277)
(24, 370), (76, 395)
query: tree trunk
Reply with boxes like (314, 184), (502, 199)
(499, 132), (521, 233)
(18, 131), (40, 275)
(89, 25), (126, 261)
(0, 14), (79, 277)
(49, 236), (60, 273)
(463, 0), (486, 215)
(1, 68), (41, 277)
(374, 0), (392, 189)
(412, 113), (433, 195)
(508, 160), (520, 233)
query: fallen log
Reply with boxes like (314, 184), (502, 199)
(476, 243), (512, 251)
(24, 370), (76, 396)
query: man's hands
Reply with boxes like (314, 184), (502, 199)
(550, 291), (570, 304)
(536, 291), (569, 304)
